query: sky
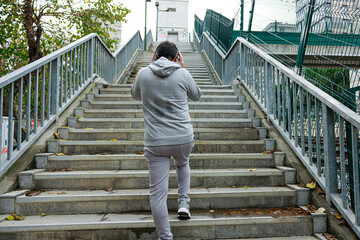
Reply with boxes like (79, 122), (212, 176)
(118, 0), (296, 45)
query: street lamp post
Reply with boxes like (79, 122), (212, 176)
(144, 0), (151, 50)
(155, 1), (159, 41)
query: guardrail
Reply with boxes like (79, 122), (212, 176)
(0, 30), (152, 178)
(194, 30), (360, 237)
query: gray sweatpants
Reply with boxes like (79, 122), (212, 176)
(144, 140), (194, 240)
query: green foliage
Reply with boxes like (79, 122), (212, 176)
(305, 68), (350, 95)
(0, 0), (130, 77)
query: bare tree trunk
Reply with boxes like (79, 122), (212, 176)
(23, 0), (43, 63)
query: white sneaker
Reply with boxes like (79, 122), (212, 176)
(178, 201), (191, 219)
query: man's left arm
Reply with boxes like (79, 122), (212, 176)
(131, 69), (142, 100)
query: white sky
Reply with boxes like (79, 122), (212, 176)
(118, 0), (296, 45)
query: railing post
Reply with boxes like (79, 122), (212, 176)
(323, 104), (337, 205)
(51, 58), (60, 116)
(351, 126), (360, 224)
(240, 43), (245, 82)
(266, 62), (274, 115)
(115, 57), (118, 84)
(87, 38), (94, 79)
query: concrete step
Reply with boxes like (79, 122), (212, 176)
(80, 109), (252, 119)
(92, 94), (239, 102)
(99, 88), (234, 95)
(0, 212), (315, 239)
(60, 127), (261, 141)
(11, 187), (299, 215)
(86, 101), (247, 110)
(103, 84), (229, 90)
(42, 153), (281, 170)
(19, 168), (287, 190)
(47, 139), (271, 154)
(71, 118), (253, 129)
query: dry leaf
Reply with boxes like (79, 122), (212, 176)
(41, 213), (46, 217)
(317, 207), (326, 213)
(334, 213), (344, 220)
(84, 128), (93, 130)
(54, 130), (60, 139)
(90, 91), (95, 94)
(231, 186), (237, 188)
(26, 191), (42, 197)
(11, 213), (25, 220)
(195, 187), (201, 189)
(136, 151), (143, 154)
(323, 233), (335, 240)
(242, 186), (251, 188)
(104, 188), (113, 192)
(306, 182), (316, 189)
(56, 153), (65, 156)
(248, 168), (256, 172)
(77, 116), (83, 119)
(88, 171), (94, 173)
(61, 168), (74, 172)
(57, 192), (66, 195)
(6, 215), (14, 221)
(111, 138), (117, 141)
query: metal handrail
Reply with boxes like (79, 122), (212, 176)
(194, 29), (360, 237)
(0, 30), (152, 178)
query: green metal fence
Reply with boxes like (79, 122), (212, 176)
(194, 10), (234, 53)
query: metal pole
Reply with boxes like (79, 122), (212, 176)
(144, 0), (148, 50)
(247, 0), (255, 41)
(156, 2), (159, 41)
(240, 0), (244, 31)
(295, 0), (315, 75)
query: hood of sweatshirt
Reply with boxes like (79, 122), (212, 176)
(149, 56), (181, 77)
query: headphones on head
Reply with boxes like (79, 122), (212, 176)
(154, 45), (180, 61)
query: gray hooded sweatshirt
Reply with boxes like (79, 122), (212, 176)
(131, 57), (202, 147)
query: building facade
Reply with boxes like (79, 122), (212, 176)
(296, 0), (360, 34)
(156, 0), (189, 42)
(108, 22), (122, 49)
(263, 22), (297, 32)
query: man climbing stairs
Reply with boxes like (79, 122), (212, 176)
(0, 42), (326, 239)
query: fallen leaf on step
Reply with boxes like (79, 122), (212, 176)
(334, 213), (344, 220)
(90, 91), (95, 94)
(6, 215), (14, 221)
(41, 213), (46, 217)
(136, 151), (143, 154)
(248, 168), (256, 172)
(104, 188), (113, 192)
(84, 128), (93, 130)
(60, 139), (67, 141)
(196, 187), (201, 189)
(111, 138), (117, 141)
(306, 182), (316, 189)
(57, 192), (66, 195)
(26, 191), (42, 197)
(11, 213), (25, 220)
(262, 151), (270, 155)
(231, 186), (237, 188)
(77, 116), (83, 119)
(88, 171), (94, 173)
(317, 207), (326, 213)
(54, 130), (60, 139)
(242, 186), (251, 188)
(62, 168), (74, 172)
(323, 233), (335, 240)
(109, 128), (114, 129)
(55, 152), (65, 155)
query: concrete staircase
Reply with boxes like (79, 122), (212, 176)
(0, 42), (326, 239)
